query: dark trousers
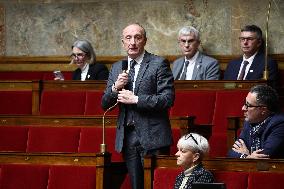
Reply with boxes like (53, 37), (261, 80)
(123, 126), (170, 189)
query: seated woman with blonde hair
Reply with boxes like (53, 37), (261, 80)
(174, 133), (214, 189)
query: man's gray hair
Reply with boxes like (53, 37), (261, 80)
(178, 26), (200, 41)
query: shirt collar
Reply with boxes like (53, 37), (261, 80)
(185, 51), (199, 64)
(81, 63), (89, 73)
(243, 51), (258, 64)
(128, 50), (145, 67)
(183, 164), (198, 177)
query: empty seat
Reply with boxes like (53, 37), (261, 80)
(47, 165), (96, 189)
(0, 126), (29, 152)
(0, 91), (32, 115)
(85, 91), (118, 115)
(213, 171), (248, 189)
(78, 127), (123, 162)
(153, 168), (182, 189)
(26, 126), (81, 153)
(210, 90), (248, 157)
(171, 91), (216, 124)
(0, 164), (49, 189)
(0, 72), (43, 80)
(248, 172), (284, 189)
(40, 91), (86, 115)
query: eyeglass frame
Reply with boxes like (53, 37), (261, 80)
(238, 37), (258, 42)
(243, 101), (266, 109)
(184, 133), (199, 145)
(70, 52), (86, 59)
(179, 39), (197, 46)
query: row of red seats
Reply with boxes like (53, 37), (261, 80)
(0, 164), (97, 189)
(0, 126), (183, 162)
(0, 71), (73, 81)
(0, 126), (122, 162)
(153, 168), (283, 189)
(0, 89), (248, 157)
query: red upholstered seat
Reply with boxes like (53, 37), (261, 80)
(26, 126), (81, 153)
(210, 90), (248, 157)
(171, 91), (216, 124)
(47, 165), (96, 189)
(213, 171), (248, 189)
(0, 164), (49, 189)
(0, 126), (29, 152)
(0, 91), (32, 115)
(0, 72), (43, 80)
(84, 91), (118, 115)
(248, 172), (284, 189)
(78, 127), (123, 162)
(153, 168), (182, 189)
(40, 91), (86, 115)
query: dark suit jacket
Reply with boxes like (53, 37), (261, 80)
(72, 63), (109, 80)
(101, 52), (175, 152)
(174, 163), (214, 189)
(228, 113), (284, 158)
(172, 52), (220, 80)
(223, 52), (278, 81)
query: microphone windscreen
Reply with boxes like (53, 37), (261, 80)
(121, 60), (128, 71)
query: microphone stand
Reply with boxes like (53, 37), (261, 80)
(263, 0), (272, 80)
(100, 101), (118, 153)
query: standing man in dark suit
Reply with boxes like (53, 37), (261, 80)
(101, 23), (174, 189)
(224, 25), (278, 83)
(228, 85), (284, 159)
(172, 26), (220, 80)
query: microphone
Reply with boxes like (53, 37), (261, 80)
(100, 60), (128, 153)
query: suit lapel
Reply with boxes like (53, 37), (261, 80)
(134, 52), (150, 94)
(191, 53), (202, 80)
(175, 58), (185, 79)
(246, 52), (262, 79)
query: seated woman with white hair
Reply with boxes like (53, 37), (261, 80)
(174, 133), (214, 189)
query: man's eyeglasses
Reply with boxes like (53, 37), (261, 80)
(71, 53), (86, 59)
(179, 39), (196, 45)
(184, 133), (198, 145)
(239, 37), (257, 42)
(243, 101), (266, 109)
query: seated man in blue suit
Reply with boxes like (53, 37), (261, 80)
(224, 25), (278, 83)
(172, 26), (220, 80)
(228, 85), (284, 159)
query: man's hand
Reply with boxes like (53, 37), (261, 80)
(117, 89), (138, 104)
(113, 72), (128, 91)
(232, 139), (250, 155)
(247, 149), (269, 159)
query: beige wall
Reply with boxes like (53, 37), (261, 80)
(0, 0), (283, 56)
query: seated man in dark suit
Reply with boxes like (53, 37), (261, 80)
(172, 26), (220, 80)
(224, 25), (278, 83)
(228, 85), (284, 159)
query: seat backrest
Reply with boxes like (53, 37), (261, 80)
(0, 72), (43, 80)
(26, 126), (81, 153)
(248, 172), (284, 189)
(0, 126), (29, 152)
(40, 91), (86, 115)
(170, 128), (181, 155)
(212, 90), (247, 134)
(153, 168), (182, 189)
(47, 165), (96, 189)
(0, 164), (49, 189)
(0, 91), (32, 115)
(171, 91), (216, 124)
(213, 171), (248, 189)
(84, 91), (118, 115)
(78, 127), (123, 162)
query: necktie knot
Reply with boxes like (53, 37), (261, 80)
(130, 60), (137, 69)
